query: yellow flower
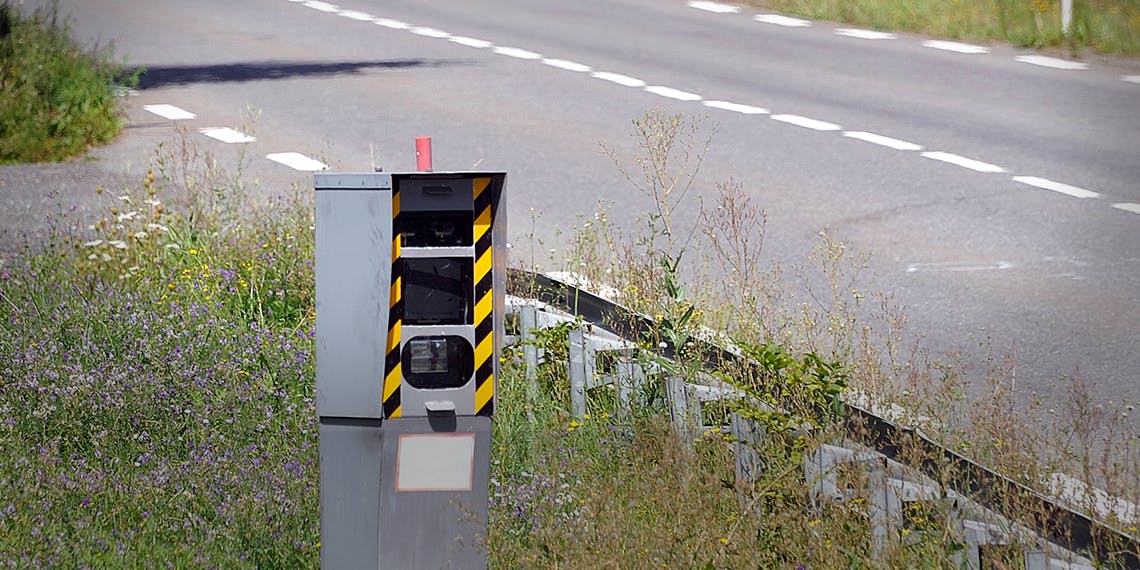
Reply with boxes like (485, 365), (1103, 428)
(719, 537), (729, 545)
(188, 248), (198, 255)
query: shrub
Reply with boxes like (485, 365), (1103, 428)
(0, 2), (133, 163)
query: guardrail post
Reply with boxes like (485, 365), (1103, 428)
(519, 304), (539, 380)
(730, 413), (765, 515)
(518, 305), (540, 424)
(731, 413), (765, 484)
(1024, 549), (1047, 570)
(867, 457), (901, 562)
(615, 352), (644, 418)
(666, 377), (699, 443)
(568, 327), (589, 418)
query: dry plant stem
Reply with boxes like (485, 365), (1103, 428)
(600, 107), (716, 256)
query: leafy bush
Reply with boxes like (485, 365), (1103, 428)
(0, 2), (133, 163)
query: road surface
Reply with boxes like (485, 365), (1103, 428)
(4, 0), (1139, 411)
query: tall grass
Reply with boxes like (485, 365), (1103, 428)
(2, 107), (1137, 566)
(0, 2), (134, 163)
(0, 138), (320, 566)
(745, 0), (1140, 55)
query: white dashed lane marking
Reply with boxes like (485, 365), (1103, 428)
(286, 0), (1125, 221)
(835, 28), (895, 40)
(410, 26), (450, 38)
(645, 86), (702, 101)
(1016, 55), (1088, 70)
(704, 101), (768, 114)
(1013, 176), (1099, 199)
(906, 261), (1013, 273)
(687, 1), (739, 13)
(199, 127), (256, 144)
(1112, 203), (1140, 215)
(544, 59), (591, 72)
(451, 36), (492, 48)
(303, 1), (339, 13)
(843, 131), (922, 151)
(754, 14), (811, 27)
(494, 46), (542, 59)
(267, 152), (328, 172)
(338, 10), (374, 21)
(921, 151), (1004, 173)
(772, 114), (840, 131)
(374, 18), (410, 29)
(922, 40), (989, 54)
(592, 72), (646, 87)
(144, 104), (196, 121)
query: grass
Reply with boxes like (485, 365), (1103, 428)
(0, 2), (134, 163)
(1, 2), (1136, 566)
(0, 156), (320, 566)
(1, 100), (1137, 566)
(743, 0), (1140, 55)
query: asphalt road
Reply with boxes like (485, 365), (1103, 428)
(5, 0), (1139, 409)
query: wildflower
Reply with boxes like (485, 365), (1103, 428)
(108, 240), (128, 249)
(719, 537), (729, 545)
(0, 272), (8, 281)
(83, 240), (104, 247)
(188, 249), (198, 255)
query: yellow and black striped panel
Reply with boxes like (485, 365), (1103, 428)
(472, 176), (495, 416)
(382, 185), (403, 419)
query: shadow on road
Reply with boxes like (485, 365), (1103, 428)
(134, 59), (469, 89)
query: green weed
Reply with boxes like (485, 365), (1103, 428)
(0, 2), (135, 163)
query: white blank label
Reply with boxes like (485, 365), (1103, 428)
(396, 434), (476, 492)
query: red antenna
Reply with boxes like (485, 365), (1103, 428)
(415, 136), (433, 172)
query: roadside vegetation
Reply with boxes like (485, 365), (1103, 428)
(0, 2), (133, 163)
(497, 108), (1140, 567)
(1, 4), (1136, 568)
(744, 0), (1140, 55)
(2, 106), (1136, 567)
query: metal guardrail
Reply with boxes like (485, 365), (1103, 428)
(507, 268), (1140, 568)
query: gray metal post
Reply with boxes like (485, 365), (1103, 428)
(520, 305), (538, 380)
(731, 413), (765, 484)
(615, 353), (642, 417)
(519, 305), (539, 423)
(568, 327), (588, 418)
(666, 377), (699, 442)
(1025, 549), (1048, 570)
(867, 457), (901, 562)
